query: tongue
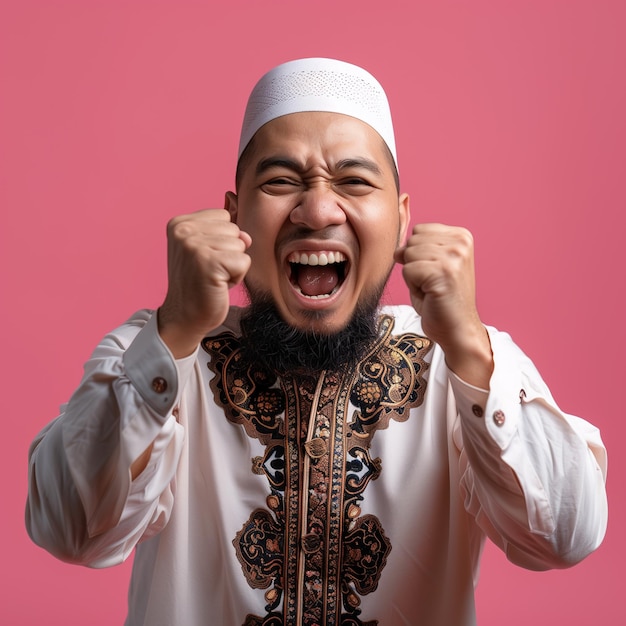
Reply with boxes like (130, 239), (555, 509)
(297, 265), (339, 297)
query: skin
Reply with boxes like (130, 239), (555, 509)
(395, 223), (494, 388)
(139, 111), (494, 478)
(227, 112), (409, 334)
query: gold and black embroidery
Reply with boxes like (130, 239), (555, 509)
(202, 315), (432, 626)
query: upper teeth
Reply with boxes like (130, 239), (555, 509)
(288, 251), (346, 266)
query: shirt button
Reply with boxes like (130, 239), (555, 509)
(151, 377), (168, 394)
(301, 533), (322, 553)
(493, 410), (505, 426)
(304, 437), (327, 459)
(472, 404), (484, 417)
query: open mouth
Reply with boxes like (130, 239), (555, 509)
(287, 251), (348, 299)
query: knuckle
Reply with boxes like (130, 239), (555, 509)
(169, 218), (195, 240)
(166, 215), (183, 234)
(456, 227), (474, 246)
(448, 229), (473, 259)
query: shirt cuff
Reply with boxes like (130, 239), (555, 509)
(123, 312), (198, 415)
(448, 328), (526, 450)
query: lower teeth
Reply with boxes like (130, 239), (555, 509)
(296, 287), (335, 300)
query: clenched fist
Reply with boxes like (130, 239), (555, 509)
(394, 223), (493, 387)
(158, 209), (252, 358)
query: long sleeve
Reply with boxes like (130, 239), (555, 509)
(26, 310), (191, 568)
(451, 327), (608, 570)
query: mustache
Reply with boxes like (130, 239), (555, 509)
(276, 225), (350, 247)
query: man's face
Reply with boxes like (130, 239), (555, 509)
(226, 111), (410, 334)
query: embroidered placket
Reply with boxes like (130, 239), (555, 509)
(203, 315), (433, 626)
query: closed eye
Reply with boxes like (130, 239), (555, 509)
(261, 177), (302, 194)
(341, 177), (371, 185)
(335, 177), (375, 195)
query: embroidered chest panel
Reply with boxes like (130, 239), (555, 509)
(202, 315), (432, 626)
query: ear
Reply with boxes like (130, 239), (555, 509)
(397, 192), (411, 244)
(224, 191), (238, 223)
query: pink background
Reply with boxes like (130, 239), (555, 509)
(1, 0), (624, 624)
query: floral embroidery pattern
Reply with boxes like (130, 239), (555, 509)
(203, 315), (432, 625)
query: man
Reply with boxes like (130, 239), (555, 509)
(26, 58), (608, 626)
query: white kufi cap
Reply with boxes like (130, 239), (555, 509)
(238, 58), (398, 167)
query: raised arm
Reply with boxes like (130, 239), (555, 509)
(395, 223), (608, 567)
(26, 311), (186, 567)
(26, 208), (252, 567)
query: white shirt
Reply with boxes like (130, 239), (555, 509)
(26, 306), (608, 626)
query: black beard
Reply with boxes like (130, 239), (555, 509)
(238, 295), (382, 376)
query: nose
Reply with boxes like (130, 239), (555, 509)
(289, 186), (347, 230)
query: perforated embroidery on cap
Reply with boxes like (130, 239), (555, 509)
(242, 69), (387, 127)
(238, 59), (398, 166)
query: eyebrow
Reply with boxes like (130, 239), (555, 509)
(255, 156), (303, 176)
(335, 158), (383, 176)
(255, 156), (384, 177)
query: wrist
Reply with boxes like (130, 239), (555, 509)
(441, 324), (494, 389)
(157, 306), (205, 359)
